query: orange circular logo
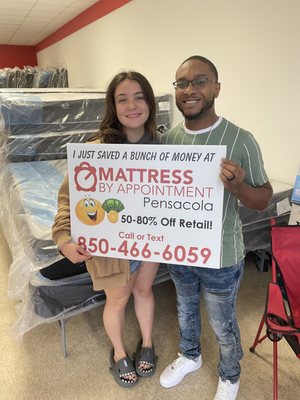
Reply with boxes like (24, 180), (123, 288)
(75, 197), (105, 225)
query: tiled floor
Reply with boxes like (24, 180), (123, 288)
(0, 226), (299, 400)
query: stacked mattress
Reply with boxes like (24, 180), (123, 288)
(0, 88), (173, 340)
(0, 89), (105, 162)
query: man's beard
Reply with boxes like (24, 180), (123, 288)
(177, 97), (215, 120)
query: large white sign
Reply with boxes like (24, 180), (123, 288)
(67, 143), (226, 268)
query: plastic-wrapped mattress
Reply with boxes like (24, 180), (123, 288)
(155, 93), (172, 134)
(0, 91), (105, 134)
(11, 264), (170, 341)
(5, 128), (99, 162)
(31, 264), (169, 321)
(2, 159), (68, 265)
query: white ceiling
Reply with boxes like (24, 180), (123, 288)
(0, 0), (99, 46)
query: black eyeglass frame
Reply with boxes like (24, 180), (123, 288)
(172, 77), (215, 90)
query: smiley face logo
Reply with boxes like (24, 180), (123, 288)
(75, 197), (105, 225)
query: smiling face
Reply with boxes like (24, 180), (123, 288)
(114, 79), (150, 142)
(175, 59), (220, 129)
(75, 197), (105, 225)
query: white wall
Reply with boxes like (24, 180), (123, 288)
(37, 0), (300, 185)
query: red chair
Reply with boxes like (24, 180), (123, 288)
(249, 222), (300, 399)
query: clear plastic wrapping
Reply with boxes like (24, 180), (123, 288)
(0, 66), (68, 88)
(0, 90), (104, 136)
(0, 88), (173, 340)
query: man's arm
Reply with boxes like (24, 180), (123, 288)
(220, 158), (273, 210)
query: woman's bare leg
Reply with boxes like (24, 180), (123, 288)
(132, 262), (160, 369)
(103, 277), (136, 381)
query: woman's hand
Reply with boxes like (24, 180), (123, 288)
(60, 242), (91, 263)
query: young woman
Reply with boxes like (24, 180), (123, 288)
(52, 71), (160, 387)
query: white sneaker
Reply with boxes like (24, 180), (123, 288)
(214, 377), (240, 400)
(159, 353), (202, 388)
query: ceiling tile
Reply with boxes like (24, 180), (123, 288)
(0, 0), (100, 45)
(0, 1), (34, 9)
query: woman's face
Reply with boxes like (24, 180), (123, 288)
(114, 78), (150, 142)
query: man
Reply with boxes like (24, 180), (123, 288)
(159, 56), (272, 400)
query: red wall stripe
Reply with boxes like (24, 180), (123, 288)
(0, 45), (37, 68)
(35, 0), (132, 52)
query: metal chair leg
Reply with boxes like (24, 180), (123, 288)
(249, 313), (267, 352)
(58, 318), (67, 358)
(273, 341), (278, 400)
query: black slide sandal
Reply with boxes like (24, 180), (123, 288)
(109, 349), (138, 388)
(133, 339), (157, 378)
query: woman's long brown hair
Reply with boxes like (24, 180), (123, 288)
(98, 71), (157, 143)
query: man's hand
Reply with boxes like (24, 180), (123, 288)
(219, 158), (273, 209)
(220, 158), (245, 190)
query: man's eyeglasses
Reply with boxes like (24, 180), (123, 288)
(172, 77), (215, 91)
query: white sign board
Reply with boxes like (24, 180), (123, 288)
(67, 143), (226, 268)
